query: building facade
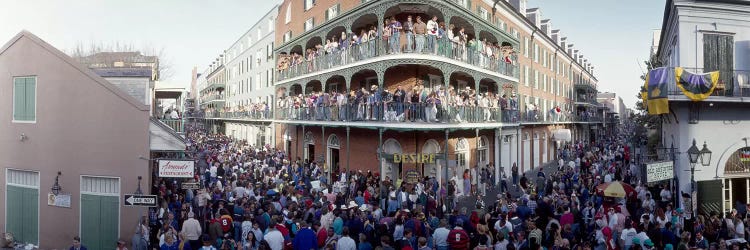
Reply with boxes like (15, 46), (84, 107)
(268, 0), (600, 185)
(655, 0), (750, 215)
(199, 6), (279, 146)
(0, 31), (150, 249)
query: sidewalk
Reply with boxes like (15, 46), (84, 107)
(455, 161), (559, 210)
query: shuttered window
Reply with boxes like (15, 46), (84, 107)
(13, 76), (36, 122)
(326, 4), (340, 21)
(703, 34), (734, 95)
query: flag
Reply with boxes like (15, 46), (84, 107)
(740, 148), (750, 163)
(645, 67), (670, 115)
(675, 67), (719, 101)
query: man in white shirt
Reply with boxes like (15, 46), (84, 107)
(494, 215), (513, 236)
(659, 185), (671, 206)
(181, 212), (202, 246)
(264, 226), (285, 250)
(426, 16), (439, 53)
(336, 227), (356, 250)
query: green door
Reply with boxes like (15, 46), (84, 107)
(81, 194), (119, 250)
(6, 185), (38, 245)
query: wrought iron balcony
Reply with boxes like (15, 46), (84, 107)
(665, 67), (750, 99)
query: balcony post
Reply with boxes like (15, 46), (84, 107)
(346, 127), (351, 173)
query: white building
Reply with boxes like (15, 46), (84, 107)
(200, 5), (278, 147)
(596, 92), (626, 123)
(655, 0), (750, 215)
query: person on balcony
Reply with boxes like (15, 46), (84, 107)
(368, 26), (377, 57)
(358, 29), (369, 61)
(388, 18), (402, 54)
(394, 85), (405, 118)
(383, 19), (392, 54)
(404, 15), (414, 53)
(426, 16), (439, 54)
(339, 32), (350, 65)
(414, 16), (426, 54)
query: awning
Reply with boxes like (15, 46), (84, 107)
(150, 118), (186, 151)
(552, 129), (572, 142)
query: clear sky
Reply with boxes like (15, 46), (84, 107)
(0, 0), (663, 108)
(533, 0), (665, 108)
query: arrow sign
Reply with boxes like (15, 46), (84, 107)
(181, 182), (200, 190)
(124, 194), (158, 207)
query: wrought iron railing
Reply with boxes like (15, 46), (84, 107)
(277, 37), (519, 81)
(159, 119), (185, 133)
(665, 67), (750, 98)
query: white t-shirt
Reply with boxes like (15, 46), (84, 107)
(621, 228), (637, 246)
(264, 230), (285, 250)
(660, 189), (671, 202)
(494, 220), (513, 234)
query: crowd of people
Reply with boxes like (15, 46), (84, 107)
(276, 84), (524, 123)
(277, 15), (516, 79)
(206, 103), (271, 119)
(137, 120), (750, 250)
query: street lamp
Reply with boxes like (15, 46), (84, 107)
(687, 139), (711, 218)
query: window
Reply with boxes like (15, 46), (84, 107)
(479, 8), (488, 20)
(13, 76), (36, 122)
(533, 44), (539, 63)
(304, 0), (315, 11)
(458, 0), (469, 8)
(256, 73), (261, 90)
(256, 50), (262, 66)
(523, 37), (530, 57)
(534, 70), (539, 89)
(268, 18), (274, 32)
(326, 4), (340, 21)
(478, 136), (489, 165)
(285, 3), (292, 24)
(542, 50), (547, 67)
(283, 31), (292, 43)
(543, 74), (547, 92)
(304, 18), (314, 32)
(524, 66), (530, 86)
(511, 28), (519, 39)
(267, 42), (274, 61)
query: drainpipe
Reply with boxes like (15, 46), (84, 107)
(529, 29), (537, 171)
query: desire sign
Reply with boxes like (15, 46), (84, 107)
(393, 153), (436, 164)
(158, 160), (195, 178)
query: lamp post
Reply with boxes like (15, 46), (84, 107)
(686, 139), (712, 218)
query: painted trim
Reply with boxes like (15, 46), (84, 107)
(4, 168), (40, 246)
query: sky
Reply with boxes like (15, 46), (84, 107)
(0, 0), (663, 108)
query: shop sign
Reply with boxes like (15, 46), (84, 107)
(181, 182), (200, 190)
(47, 193), (71, 208)
(158, 160), (195, 178)
(393, 153), (436, 164)
(646, 161), (673, 183)
(404, 170), (421, 183)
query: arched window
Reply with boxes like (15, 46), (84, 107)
(304, 131), (314, 144)
(478, 136), (490, 166)
(327, 134), (340, 149)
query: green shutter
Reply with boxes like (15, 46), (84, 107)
(25, 78), (36, 121)
(6, 186), (38, 245)
(13, 78), (25, 121)
(81, 194), (102, 250)
(81, 194), (119, 250)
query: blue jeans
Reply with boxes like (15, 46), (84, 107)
(233, 221), (242, 242)
(427, 35), (436, 53)
(405, 32), (414, 52)
(390, 33), (400, 53)
(415, 35), (425, 53)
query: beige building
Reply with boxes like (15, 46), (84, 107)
(0, 31), (150, 249)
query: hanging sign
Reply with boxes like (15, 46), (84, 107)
(646, 161), (673, 183)
(158, 160), (195, 178)
(393, 153), (437, 164)
(47, 193), (71, 208)
(404, 170), (421, 183)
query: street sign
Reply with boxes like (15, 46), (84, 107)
(181, 182), (200, 190)
(124, 194), (158, 207)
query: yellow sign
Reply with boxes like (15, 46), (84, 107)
(393, 153), (436, 164)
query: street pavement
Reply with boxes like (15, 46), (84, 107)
(455, 161), (560, 211)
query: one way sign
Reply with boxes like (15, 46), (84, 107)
(124, 194), (158, 207)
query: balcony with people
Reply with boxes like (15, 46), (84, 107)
(204, 102), (272, 120)
(275, 1), (519, 85)
(273, 64), (522, 128)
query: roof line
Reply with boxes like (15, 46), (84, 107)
(0, 30), (150, 111)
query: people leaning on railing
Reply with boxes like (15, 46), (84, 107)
(275, 15), (518, 80)
(274, 84), (537, 124)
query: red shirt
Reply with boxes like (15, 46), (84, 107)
(219, 215), (233, 233)
(316, 228), (328, 248)
(275, 224), (290, 239)
(447, 228), (469, 249)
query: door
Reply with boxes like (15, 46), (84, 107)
(5, 169), (39, 245)
(330, 148), (340, 174)
(80, 176), (120, 250)
(533, 133), (540, 168)
(502, 136), (512, 177)
(307, 144), (315, 162)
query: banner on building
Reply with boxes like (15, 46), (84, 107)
(675, 67), (719, 101)
(646, 161), (674, 183)
(158, 160), (195, 178)
(644, 67), (670, 115)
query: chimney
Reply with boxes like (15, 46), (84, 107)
(509, 0), (528, 13)
(526, 8), (541, 28)
(551, 30), (561, 45)
(541, 19), (552, 36)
